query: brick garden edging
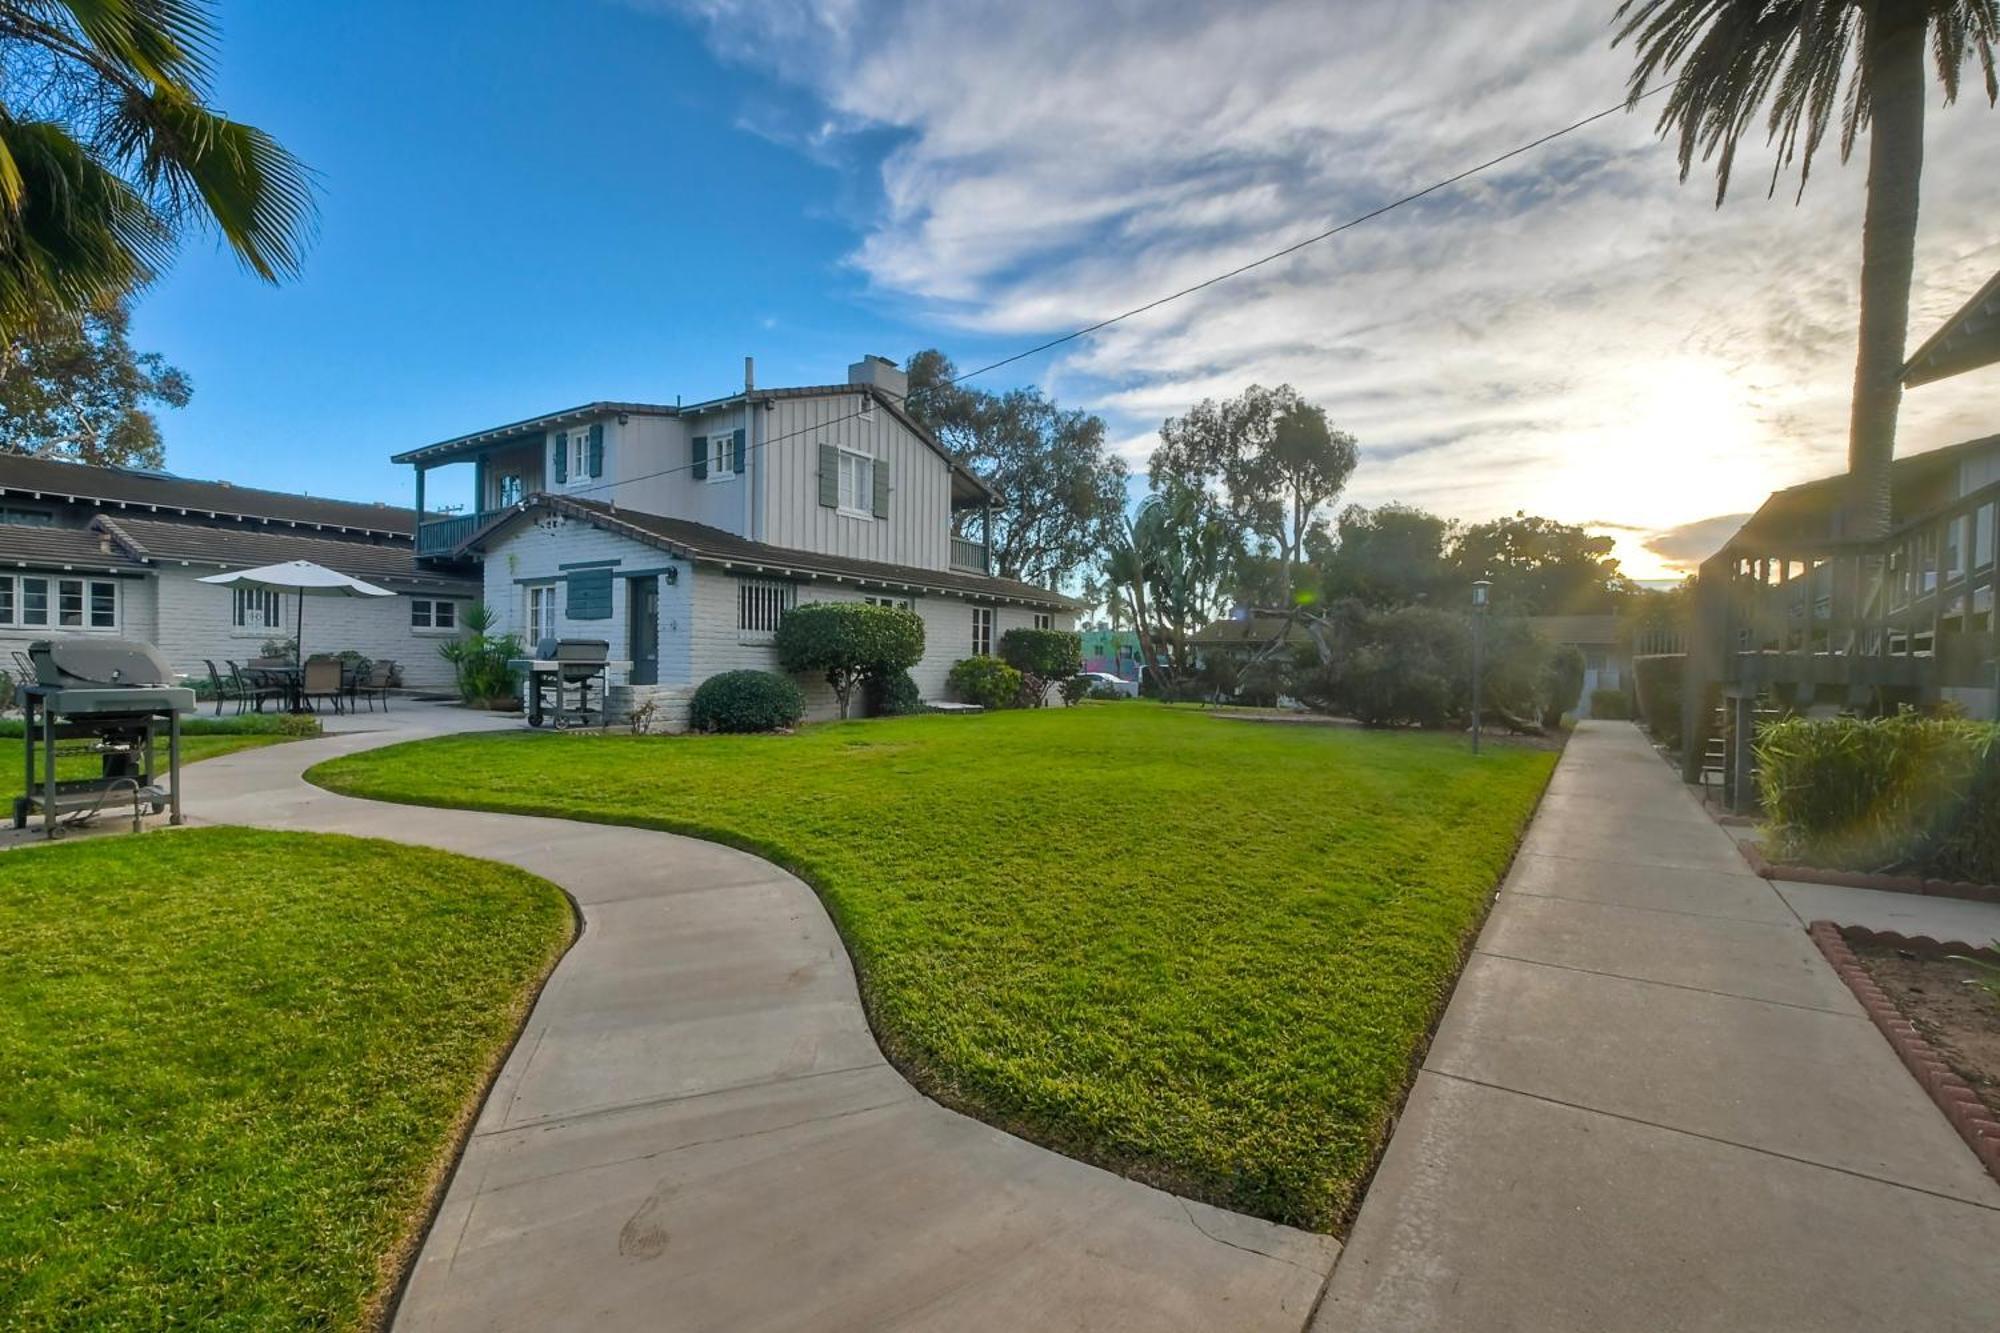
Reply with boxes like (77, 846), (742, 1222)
(1807, 921), (2000, 1185)
(1739, 841), (2000, 906)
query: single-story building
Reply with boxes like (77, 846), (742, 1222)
(0, 454), (476, 690)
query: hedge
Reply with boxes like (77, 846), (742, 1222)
(998, 628), (1082, 707)
(1756, 713), (2000, 882)
(1589, 688), (1632, 720)
(1631, 654), (1684, 748)
(947, 656), (1023, 710)
(689, 670), (806, 734)
(774, 602), (924, 719)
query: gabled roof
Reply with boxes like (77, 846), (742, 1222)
(392, 383), (993, 504)
(1905, 269), (2000, 388)
(389, 402), (680, 466)
(94, 515), (477, 594)
(468, 494), (1078, 611)
(0, 454), (418, 537)
(0, 522), (147, 573)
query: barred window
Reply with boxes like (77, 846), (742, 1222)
(738, 579), (795, 640)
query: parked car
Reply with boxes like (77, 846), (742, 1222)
(1074, 671), (1139, 699)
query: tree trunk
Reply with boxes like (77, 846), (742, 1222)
(1846, 1), (1928, 539)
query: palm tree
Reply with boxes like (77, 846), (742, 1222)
(1614, 0), (1998, 539)
(0, 1), (315, 331)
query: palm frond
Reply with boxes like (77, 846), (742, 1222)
(104, 87), (316, 283)
(1614, 0), (2000, 203)
(0, 114), (168, 332)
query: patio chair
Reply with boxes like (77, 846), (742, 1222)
(354, 661), (394, 712)
(203, 659), (246, 716)
(230, 660), (286, 714)
(300, 656), (344, 714)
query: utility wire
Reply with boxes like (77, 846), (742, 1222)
(559, 88), (1664, 502)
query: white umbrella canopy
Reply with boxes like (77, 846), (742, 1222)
(198, 560), (395, 660)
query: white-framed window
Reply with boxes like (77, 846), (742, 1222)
(971, 607), (994, 656)
(571, 435), (591, 482)
(499, 473), (525, 506)
(864, 594), (912, 610)
(233, 585), (282, 630)
(0, 574), (117, 630)
(527, 584), (557, 647)
(738, 578), (795, 641)
(1033, 612), (1053, 631)
(837, 449), (875, 515)
(411, 598), (460, 632)
(707, 434), (735, 483)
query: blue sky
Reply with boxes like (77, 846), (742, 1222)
(135, 1), (2000, 577)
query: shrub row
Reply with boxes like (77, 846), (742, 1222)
(1589, 687), (1632, 720)
(1756, 712), (2000, 883)
(1631, 653), (1684, 748)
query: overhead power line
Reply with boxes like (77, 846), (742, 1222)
(560, 88), (1666, 502)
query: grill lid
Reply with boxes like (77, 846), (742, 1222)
(538, 638), (609, 663)
(30, 637), (176, 688)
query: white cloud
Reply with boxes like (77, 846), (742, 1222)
(645, 0), (2000, 577)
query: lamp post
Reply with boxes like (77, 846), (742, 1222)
(1471, 580), (1491, 755)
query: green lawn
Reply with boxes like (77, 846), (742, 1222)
(0, 828), (574, 1330)
(0, 712), (315, 806)
(309, 704), (1555, 1231)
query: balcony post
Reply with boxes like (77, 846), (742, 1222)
(413, 464), (426, 533)
(982, 501), (993, 573)
(473, 453), (487, 525)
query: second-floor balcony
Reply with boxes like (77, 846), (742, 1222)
(950, 535), (990, 574)
(417, 510), (498, 556)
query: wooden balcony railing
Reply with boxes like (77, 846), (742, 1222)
(1699, 477), (2000, 700)
(416, 511), (489, 556)
(950, 536), (990, 574)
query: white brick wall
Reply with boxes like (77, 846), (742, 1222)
(0, 569), (466, 692)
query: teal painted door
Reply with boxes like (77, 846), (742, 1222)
(628, 577), (659, 686)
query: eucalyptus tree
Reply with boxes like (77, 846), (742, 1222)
(1614, 0), (1999, 538)
(0, 0), (315, 332)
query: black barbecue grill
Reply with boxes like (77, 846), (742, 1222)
(515, 638), (621, 729)
(14, 637), (194, 838)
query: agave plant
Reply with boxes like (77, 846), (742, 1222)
(0, 0), (316, 330)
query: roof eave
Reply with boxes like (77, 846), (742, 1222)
(393, 402), (680, 465)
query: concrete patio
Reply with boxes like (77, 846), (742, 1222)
(1315, 721), (2000, 1332)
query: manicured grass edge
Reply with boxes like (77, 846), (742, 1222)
(331, 834), (584, 1333)
(307, 732), (1562, 1237)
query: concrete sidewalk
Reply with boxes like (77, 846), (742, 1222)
(1315, 722), (2000, 1332)
(183, 704), (1335, 1332)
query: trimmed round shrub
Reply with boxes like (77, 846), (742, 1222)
(1059, 675), (1092, 706)
(774, 601), (925, 719)
(690, 670), (806, 734)
(865, 668), (925, 717)
(947, 656), (1023, 710)
(998, 627), (1082, 706)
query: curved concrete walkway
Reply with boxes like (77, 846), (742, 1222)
(185, 705), (1336, 1332)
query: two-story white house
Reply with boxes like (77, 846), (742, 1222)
(393, 357), (1079, 726)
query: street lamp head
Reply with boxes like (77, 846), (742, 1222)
(1471, 579), (1491, 609)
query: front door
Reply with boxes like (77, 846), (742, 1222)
(628, 577), (659, 686)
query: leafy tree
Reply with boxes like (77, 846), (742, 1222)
(1319, 503), (1455, 608)
(904, 349), (1127, 587)
(1614, 0), (1998, 538)
(1134, 483), (1239, 685)
(1, 298), (188, 464)
(1151, 384), (1357, 594)
(998, 626), (1081, 706)
(774, 602), (924, 719)
(1451, 512), (1628, 614)
(0, 0), (317, 330)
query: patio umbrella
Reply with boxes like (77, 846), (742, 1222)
(197, 560), (395, 660)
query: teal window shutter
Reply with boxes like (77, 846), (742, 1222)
(567, 568), (613, 619)
(692, 434), (708, 481)
(732, 427), (746, 474)
(552, 431), (568, 484)
(871, 457), (889, 518)
(817, 443), (838, 508)
(588, 423), (605, 478)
